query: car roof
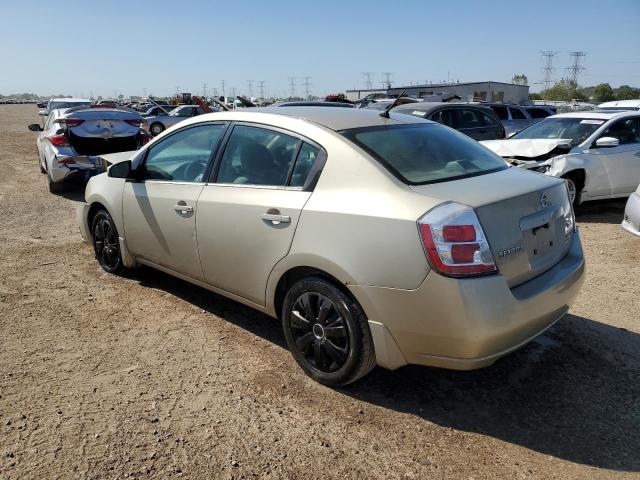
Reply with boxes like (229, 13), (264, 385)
(393, 102), (492, 113)
(598, 99), (640, 108)
(548, 110), (639, 120)
(255, 106), (427, 130)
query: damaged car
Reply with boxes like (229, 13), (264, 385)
(481, 110), (640, 205)
(28, 105), (150, 193)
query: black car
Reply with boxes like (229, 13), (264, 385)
(372, 102), (505, 140)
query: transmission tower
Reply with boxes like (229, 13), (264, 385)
(381, 72), (393, 90)
(540, 51), (559, 92)
(246, 80), (253, 97)
(288, 76), (296, 98)
(202, 82), (207, 98)
(258, 80), (266, 99)
(566, 51), (587, 84)
(302, 76), (312, 99)
(221, 80), (226, 97)
(362, 72), (374, 90)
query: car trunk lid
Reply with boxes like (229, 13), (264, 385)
(410, 167), (573, 287)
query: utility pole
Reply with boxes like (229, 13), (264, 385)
(540, 50), (559, 93)
(288, 76), (296, 99)
(258, 80), (266, 99)
(362, 72), (374, 90)
(302, 76), (312, 99)
(566, 51), (587, 85)
(231, 87), (237, 99)
(246, 80), (253, 97)
(381, 72), (393, 90)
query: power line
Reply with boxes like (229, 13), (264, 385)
(381, 72), (393, 90)
(362, 72), (374, 90)
(302, 76), (312, 99)
(566, 51), (587, 84)
(288, 76), (296, 98)
(540, 50), (559, 92)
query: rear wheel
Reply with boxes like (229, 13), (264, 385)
(92, 210), (124, 274)
(282, 277), (376, 386)
(48, 172), (64, 193)
(562, 172), (583, 207)
(150, 122), (164, 136)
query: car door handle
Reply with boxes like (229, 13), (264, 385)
(174, 204), (193, 213)
(261, 213), (291, 223)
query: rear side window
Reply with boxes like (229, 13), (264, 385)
(490, 106), (508, 120)
(290, 143), (320, 187)
(509, 107), (526, 119)
(216, 125), (300, 186)
(527, 108), (551, 119)
(480, 111), (499, 126)
(429, 109), (458, 128)
(458, 109), (486, 129)
(342, 124), (507, 185)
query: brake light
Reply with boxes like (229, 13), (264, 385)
(418, 202), (497, 277)
(61, 119), (84, 127)
(46, 133), (71, 147)
(125, 119), (142, 126)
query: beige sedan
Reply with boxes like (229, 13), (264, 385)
(77, 107), (585, 386)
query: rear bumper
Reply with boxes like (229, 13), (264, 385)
(622, 192), (640, 237)
(49, 155), (104, 183)
(349, 230), (585, 370)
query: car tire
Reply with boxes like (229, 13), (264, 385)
(48, 172), (64, 193)
(282, 277), (376, 386)
(150, 122), (164, 136)
(562, 173), (583, 207)
(91, 210), (125, 274)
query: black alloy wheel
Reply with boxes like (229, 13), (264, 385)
(92, 210), (123, 274)
(282, 277), (376, 386)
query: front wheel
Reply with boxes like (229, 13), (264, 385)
(562, 174), (582, 207)
(282, 277), (376, 386)
(150, 122), (164, 136)
(92, 210), (125, 274)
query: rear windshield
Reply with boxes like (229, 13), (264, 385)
(341, 123), (508, 185)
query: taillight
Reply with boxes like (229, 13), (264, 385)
(46, 133), (71, 147)
(62, 119), (84, 127)
(125, 119), (142, 126)
(562, 182), (575, 240)
(418, 202), (497, 277)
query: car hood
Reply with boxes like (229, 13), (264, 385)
(481, 138), (572, 159)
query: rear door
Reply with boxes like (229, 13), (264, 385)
(122, 123), (227, 279)
(457, 108), (495, 140)
(196, 124), (324, 305)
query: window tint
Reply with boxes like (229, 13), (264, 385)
(143, 124), (225, 182)
(602, 118), (640, 145)
(290, 143), (320, 187)
(458, 109), (486, 129)
(217, 125), (300, 186)
(509, 107), (526, 119)
(480, 111), (498, 126)
(429, 109), (458, 128)
(490, 106), (508, 120)
(527, 108), (551, 119)
(174, 107), (193, 117)
(342, 124), (507, 185)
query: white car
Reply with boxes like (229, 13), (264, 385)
(622, 183), (640, 236)
(38, 97), (92, 118)
(481, 110), (640, 205)
(28, 106), (147, 193)
(598, 99), (640, 111)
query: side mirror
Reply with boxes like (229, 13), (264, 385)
(108, 160), (134, 179)
(595, 136), (619, 148)
(38, 110), (47, 116)
(28, 123), (43, 132)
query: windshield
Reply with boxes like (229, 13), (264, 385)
(511, 117), (604, 146)
(341, 123), (508, 185)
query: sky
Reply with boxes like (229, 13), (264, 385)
(1, 0), (639, 98)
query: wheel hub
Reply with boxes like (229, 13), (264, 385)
(312, 323), (325, 341)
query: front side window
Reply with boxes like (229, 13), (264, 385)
(173, 107), (193, 117)
(216, 125), (301, 186)
(480, 111), (499, 126)
(511, 117), (604, 146)
(527, 108), (551, 119)
(459, 109), (486, 129)
(490, 106), (508, 120)
(600, 118), (640, 145)
(509, 107), (526, 120)
(341, 123), (508, 185)
(429, 109), (458, 128)
(142, 124), (226, 182)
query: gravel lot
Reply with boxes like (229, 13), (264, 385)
(1, 104), (639, 480)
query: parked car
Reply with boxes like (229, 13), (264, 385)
(28, 106), (148, 193)
(77, 107), (584, 386)
(484, 103), (539, 137)
(524, 105), (556, 119)
(142, 105), (175, 116)
(39, 97), (92, 118)
(144, 105), (214, 136)
(368, 102), (505, 140)
(272, 101), (354, 108)
(598, 99), (640, 111)
(622, 183), (640, 236)
(481, 110), (640, 205)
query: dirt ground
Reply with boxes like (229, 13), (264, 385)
(1, 104), (639, 480)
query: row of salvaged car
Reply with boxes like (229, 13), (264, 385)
(28, 97), (639, 386)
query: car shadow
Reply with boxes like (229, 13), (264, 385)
(575, 198), (627, 224)
(127, 267), (639, 472)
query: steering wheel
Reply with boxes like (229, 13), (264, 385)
(183, 161), (206, 182)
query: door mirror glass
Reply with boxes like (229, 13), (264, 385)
(108, 160), (133, 179)
(595, 136), (620, 148)
(28, 123), (42, 132)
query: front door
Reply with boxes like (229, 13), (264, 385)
(122, 123), (227, 279)
(196, 124), (322, 305)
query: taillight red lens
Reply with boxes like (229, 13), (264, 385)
(47, 133), (71, 147)
(63, 119), (84, 127)
(418, 202), (497, 277)
(125, 119), (142, 126)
